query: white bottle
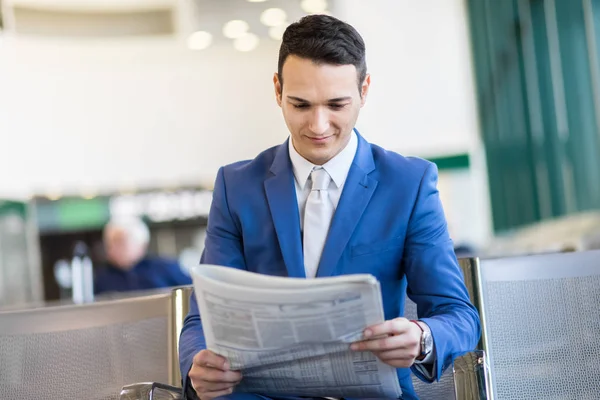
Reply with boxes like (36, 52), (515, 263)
(71, 256), (84, 304)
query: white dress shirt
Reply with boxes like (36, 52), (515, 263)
(288, 130), (358, 230)
(287, 129), (435, 371)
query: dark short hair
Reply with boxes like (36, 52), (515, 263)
(278, 14), (367, 92)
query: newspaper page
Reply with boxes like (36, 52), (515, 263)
(191, 265), (402, 399)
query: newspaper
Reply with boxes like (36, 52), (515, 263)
(191, 265), (402, 399)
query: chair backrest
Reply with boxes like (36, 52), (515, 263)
(168, 286), (193, 386)
(404, 257), (482, 400)
(0, 291), (174, 400)
(405, 297), (458, 400)
(478, 250), (600, 399)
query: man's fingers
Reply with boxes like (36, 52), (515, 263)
(200, 387), (234, 400)
(205, 383), (236, 392)
(189, 365), (242, 385)
(189, 350), (242, 400)
(372, 353), (415, 368)
(199, 368), (242, 384)
(193, 350), (229, 371)
(363, 318), (411, 339)
(351, 331), (417, 352)
(191, 380), (236, 393)
(190, 368), (241, 398)
(373, 349), (419, 361)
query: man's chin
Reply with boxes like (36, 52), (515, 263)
(307, 151), (333, 165)
(115, 262), (135, 271)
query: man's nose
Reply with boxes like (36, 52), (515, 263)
(308, 108), (330, 135)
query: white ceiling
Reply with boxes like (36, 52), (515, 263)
(0, 0), (337, 39)
(190, 0), (337, 42)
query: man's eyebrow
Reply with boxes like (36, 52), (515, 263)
(287, 96), (309, 103)
(328, 97), (353, 102)
(286, 96), (352, 103)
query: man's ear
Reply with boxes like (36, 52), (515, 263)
(360, 73), (371, 107)
(273, 73), (283, 107)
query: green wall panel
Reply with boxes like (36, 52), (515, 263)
(468, 0), (600, 232)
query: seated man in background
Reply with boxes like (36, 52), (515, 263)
(94, 217), (191, 295)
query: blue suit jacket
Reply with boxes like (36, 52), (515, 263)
(179, 132), (480, 399)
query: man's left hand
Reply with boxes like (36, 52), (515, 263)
(350, 318), (423, 368)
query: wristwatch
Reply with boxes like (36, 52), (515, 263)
(411, 320), (433, 361)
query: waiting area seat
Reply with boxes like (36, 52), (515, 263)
(478, 250), (600, 399)
(0, 289), (180, 399)
(4, 250), (600, 399)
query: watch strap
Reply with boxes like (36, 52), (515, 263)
(410, 319), (427, 361)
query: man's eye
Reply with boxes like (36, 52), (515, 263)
(329, 104), (346, 109)
(293, 104), (310, 109)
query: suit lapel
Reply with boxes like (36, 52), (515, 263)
(317, 131), (378, 277)
(264, 140), (305, 278)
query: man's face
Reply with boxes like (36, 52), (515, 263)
(274, 55), (370, 165)
(104, 228), (146, 270)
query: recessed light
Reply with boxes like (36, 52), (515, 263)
(46, 191), (62, 201)
(187, 31), (213, 50)
(269, 24), (287, 41)
(223, 19), (250, 39)
(234, 33), (260, 52)
(260, 8), (287, 27)
(81, 189), (97, 200)
(301, 0), (328, 14)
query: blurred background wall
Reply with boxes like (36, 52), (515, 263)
(0, 0), (491, 246)
(469, 0), (600, 230)
(1, 0), (599, 308)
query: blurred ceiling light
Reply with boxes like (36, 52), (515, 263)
(118, 182), (137, 195)
(223, 20), (250, 39)
(81, 190), (97, 200)
(187, 31), (213, 50)
(234, 33), (260, 52)
(46, 191), (62, 201)
(260, 8), (287, 27)
(269, 24), (287, 41)
(301, 0), (328, 14)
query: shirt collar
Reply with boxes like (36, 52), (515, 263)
(288, 129), (358, 190)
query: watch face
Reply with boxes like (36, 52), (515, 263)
(422, 331), (433, 355)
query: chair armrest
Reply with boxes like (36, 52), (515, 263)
(453, 350), (490, 400)
(120, 382), (182, 400)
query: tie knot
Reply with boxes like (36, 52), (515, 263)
(310, 167), (331, 191)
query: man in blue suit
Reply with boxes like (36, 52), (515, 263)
(179, 14), (480, 400)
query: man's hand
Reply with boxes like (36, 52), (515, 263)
(189, 350), (242, 400)
(350, 318), (423, 368)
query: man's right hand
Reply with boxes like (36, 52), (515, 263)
(189, 350), (242, 400)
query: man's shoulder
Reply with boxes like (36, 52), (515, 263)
(94, 264), (117, 279)
(96, 263), (123, 275)
(369, 142), (435, 178)
(142, 256), (180, 270)
(220, 143), (282, 182)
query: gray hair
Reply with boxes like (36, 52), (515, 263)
(103, 217), (150, 245)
